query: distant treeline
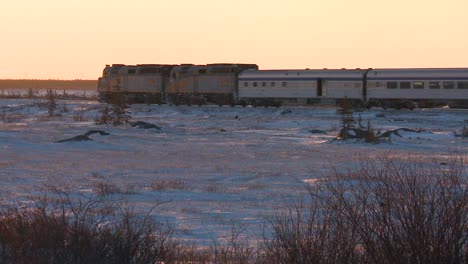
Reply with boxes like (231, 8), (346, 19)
(0, 79), (97, 90)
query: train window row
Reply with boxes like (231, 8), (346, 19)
(242, 81), (468, 89)
(386, 81), (468, 89)
(244, 81), (360, 88)
(245, 82), (288, 88)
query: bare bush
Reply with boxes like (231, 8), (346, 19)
(263, 198), (362, 264)
(0, 190), (178, 264)
(100, 206), (179, 264)
(96, 93), (131, 126)
(174, 224), (259, 264)
(92, 181), (122, 196)
(172, 244), (213, 264)
(150, 179), (188, 191)
(93, 181), (139, 196)
(336, 97), (355, 141)
(327, 157), (467, 264)
(95, 106), (111, 125)
(210, 223), (259, 264)
(265, 156), (467, 264)
(205, 182), (228, 193)
(46, 89), (57, 116)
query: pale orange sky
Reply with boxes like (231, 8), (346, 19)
(1, 0), (467, 79)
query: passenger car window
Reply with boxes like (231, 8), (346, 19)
(457, 82), (468, 89)
(413, 81), (424, 89)
(443, 82), (455, 89)
(386, 82), (398, 89)
(429, 82), (441, 89)
(400, 82), (411, 89)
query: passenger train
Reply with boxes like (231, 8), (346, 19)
(98, 64), (468, 108)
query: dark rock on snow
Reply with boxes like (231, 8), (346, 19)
(56, 130), (109, 143)
(336, 127), (430, 142)
(378, 128), (427, 138)
(84, 130), (110, 136)
(309, 129), (327, 134)
(337, 128), (369, 140)
(131, 121), (161, 130)
(56, 135), (93, 143)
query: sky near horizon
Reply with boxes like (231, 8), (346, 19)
(1, 0), (467, 80)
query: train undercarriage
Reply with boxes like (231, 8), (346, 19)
(99, 91), (468, 110)
(166, 93), (235, 106)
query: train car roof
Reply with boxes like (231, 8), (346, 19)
(368, 68), (468, 78)
(372, 67), (468, 70)
(371, 68), (468, 72)
(239, 69), (365, 79)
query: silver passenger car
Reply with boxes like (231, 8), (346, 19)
(367, 68), (468, 108)
(238, 69), (365, 106)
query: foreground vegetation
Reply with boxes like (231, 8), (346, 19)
(0, 157), (466, 264)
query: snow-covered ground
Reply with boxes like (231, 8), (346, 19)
(0, 99), (467, 245)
